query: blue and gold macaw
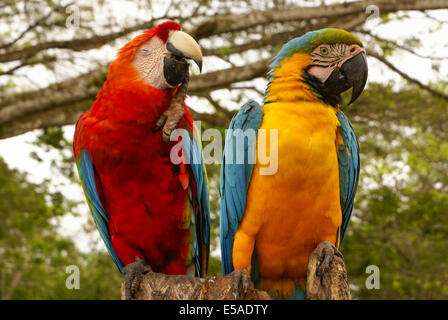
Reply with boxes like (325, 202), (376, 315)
(220, 29), (367, 299)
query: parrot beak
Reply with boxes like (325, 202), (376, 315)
(163, 31), (203, 88)
(341, 52), (368, 105)
(322, 52), (368, 106)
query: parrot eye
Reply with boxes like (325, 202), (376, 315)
(320, 47), (329, 55)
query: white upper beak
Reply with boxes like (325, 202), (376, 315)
(168, 30), (203, 72)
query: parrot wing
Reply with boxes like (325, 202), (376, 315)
(182, 123), (211, 277)
(219, 101), (263, 275)
(73, 116), (124, 272)
(337, 111), (360, 245)
(75, 114), (210, 277)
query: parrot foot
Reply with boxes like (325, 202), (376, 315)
(314, 241), (343, 280)
(122, 257), (152, 300)
(228, 269), (250, 300)
(153, 74), (189, 142)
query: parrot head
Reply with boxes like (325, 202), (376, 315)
(267, 28), (368, 107)
(108, 21), (202, 90)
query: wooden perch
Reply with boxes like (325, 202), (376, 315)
(121, 272), (271, 300)
(306, 247), (351, 300)
(121, 246), (350, 300)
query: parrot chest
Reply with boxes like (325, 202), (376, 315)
(242, 101), (342, 279)
(83, 116), (194, 271)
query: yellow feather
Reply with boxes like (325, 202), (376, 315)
(232, 55), (343, 298)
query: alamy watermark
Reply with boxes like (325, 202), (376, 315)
(169, 121), (278, 175)
(65, 5), (80, 29)
(365, 265), (380, 289)
(366, 5), (380, 23)
(65, 265), (80, 290)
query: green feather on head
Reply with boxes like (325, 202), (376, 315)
(270, 28), (363, 69)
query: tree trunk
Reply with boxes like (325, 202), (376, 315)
(121, 246), (351, 300)
(306, 247), (351, 300)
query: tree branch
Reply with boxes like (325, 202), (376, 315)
(120, 244), (351, 300)
(121, 271), (271, 300)
(191, 0), (448, 39)
(359, 30), (448, 60)
(0, 68), (105, 126)
(190, 108), (230, 127)
(189, 59), (270, 94)
(3, 0), (445, 63)
(306, 247), (351, 300)
(0, 0), (447, 138)
(0, 55), (58, 76)
(368, 50), (448, 101)
(0, 59), (268, 138)
(199, 93), (233, 118)
(0, 2), (73, 50)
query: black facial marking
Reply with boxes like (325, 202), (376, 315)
(304, 52), (367, 107)
(303, 67), (344, 107)
(163, 56), (188, 87)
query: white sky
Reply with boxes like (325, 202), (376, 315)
(0, 3), (447, 253)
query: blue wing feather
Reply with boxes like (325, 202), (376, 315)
(78, 135), (210, 277)
(181, 129), (211, 277)
(77, 150), (124, 272)
(219, 101), (263, 275)
(337, 111), (360, 245)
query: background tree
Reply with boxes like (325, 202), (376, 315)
(0, 156), (122, 299)
(0, 0), (447, 299)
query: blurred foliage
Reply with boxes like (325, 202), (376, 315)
(0, 157), (121, 299)
(33, 127), (76, 180)
(342, 82), (448, 299)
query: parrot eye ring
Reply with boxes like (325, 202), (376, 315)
(320, 47), (329, 55)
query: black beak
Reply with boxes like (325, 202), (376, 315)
(194, 58), (203, 73)
(321, 52), (368, 106)
(341, 52), (368, 105)
(164, 42), (190, 88)
(164, 42), (203, 88)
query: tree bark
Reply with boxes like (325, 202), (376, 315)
(306, 247), (351, 300)
(1, 0), (447, 139)
(120, 272), (271, 300)
(121, 246), (351, 300)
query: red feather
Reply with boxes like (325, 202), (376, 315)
(74, 21), (199, 275)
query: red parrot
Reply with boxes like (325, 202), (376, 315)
(73, 21), (210, 299)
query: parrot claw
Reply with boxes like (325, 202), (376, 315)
(314, 241), (342, 280)
(229, 269), (250, 300)
(152, 113), (168, 133)
(152, 74), (189, 142)
(122, 257), (150, 300)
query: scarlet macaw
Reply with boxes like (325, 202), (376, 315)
(73, 21), (210, 299)
(220, 29), (367, 299)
